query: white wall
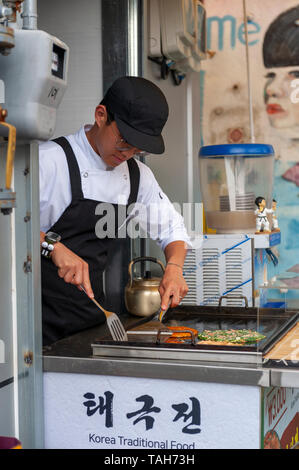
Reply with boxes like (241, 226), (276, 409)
(144, 69), (202, 205)
(143, 1), (203, 261)
(38, 0), (103, 137)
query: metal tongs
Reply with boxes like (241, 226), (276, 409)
(158, 298), (172, 323)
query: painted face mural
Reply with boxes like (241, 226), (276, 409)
(263, 6), (299, 139)
(264, 67), (299, 130)
(201, 1), (299, 299)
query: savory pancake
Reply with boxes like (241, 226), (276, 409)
(197, 329), (266, 345)
(165, 327), (265, 345)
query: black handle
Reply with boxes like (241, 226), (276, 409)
(128, 257), (165, 286)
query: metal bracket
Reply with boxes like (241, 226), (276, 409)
(0, 187), (16, 214)
(23, 256), (32, 273)
(24, 350), (33, 366)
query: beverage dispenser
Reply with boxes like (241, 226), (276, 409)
(198, 143), (275, 233)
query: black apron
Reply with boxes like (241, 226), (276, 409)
(41, 137), (140, 346)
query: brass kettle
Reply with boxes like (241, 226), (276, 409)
(125, 256), (165, 317)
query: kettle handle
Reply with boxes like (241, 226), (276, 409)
(128, 256), (165, 286)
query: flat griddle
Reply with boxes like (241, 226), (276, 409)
(91, 305), (299, 366)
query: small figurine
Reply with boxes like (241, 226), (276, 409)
(254, 196), (271, 234)
(271, 199), (280, 232)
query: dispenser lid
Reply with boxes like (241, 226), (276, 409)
(199, 143), (274, 158)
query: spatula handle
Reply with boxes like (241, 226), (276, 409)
(90, 297), (107, 315)
(80, 284), (106, 315)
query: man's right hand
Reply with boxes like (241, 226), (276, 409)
(51, 242), (94, 298)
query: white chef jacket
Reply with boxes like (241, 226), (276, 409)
(39, 125), (191, 251)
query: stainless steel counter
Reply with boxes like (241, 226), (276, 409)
(44, 355), (270, 386)
(270, 367), (299, 388)
(42, 315), (299, 388)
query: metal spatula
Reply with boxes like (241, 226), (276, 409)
(80, 285), (128, 342)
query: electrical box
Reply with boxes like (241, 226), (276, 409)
(193, 0), (207, 61)
(154, 0), (206, 72)
(149, 0), (162, 58)
(0, 29), (69, 140)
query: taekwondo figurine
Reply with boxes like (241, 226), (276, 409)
(271, 199), (280, 232)
(254, 196), (271, 234)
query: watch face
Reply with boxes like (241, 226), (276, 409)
(46, 231), (61, 243)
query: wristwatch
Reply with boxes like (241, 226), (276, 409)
(41, 231), (61, 258)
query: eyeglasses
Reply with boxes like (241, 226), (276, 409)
(110, 124), (149, 158)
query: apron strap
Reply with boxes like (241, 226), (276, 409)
(52, 136), (84, 201)
(127, 158), (140, 206)
(52, 137), (140, 205)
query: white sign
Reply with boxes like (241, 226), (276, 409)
(44, 372), (260, 449)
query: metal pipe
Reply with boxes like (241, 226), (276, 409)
(243, 0), (255, 144)
(186, 73), (194, 204)
(127, 0), (139, 76)
(21, 0), (37, 30)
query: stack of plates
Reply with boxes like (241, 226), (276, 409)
(219, 192), (255, 211)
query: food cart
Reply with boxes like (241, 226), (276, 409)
(43, 301), (299, 449)
(1, 0), (299, 451)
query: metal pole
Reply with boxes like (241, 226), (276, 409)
(21, 0), (37, 30)
(128, 0), (139, 77)
(186, 73), (194, 204)
(14, 142), (44, 448)
(243, 0), (255, 143)
(127, 0), (146, 261)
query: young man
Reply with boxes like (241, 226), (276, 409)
(39, 76), (190, 345)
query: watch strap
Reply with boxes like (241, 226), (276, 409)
(41, 240), (55, 259)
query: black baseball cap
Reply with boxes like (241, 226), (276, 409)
(101, 76), (169, 154)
